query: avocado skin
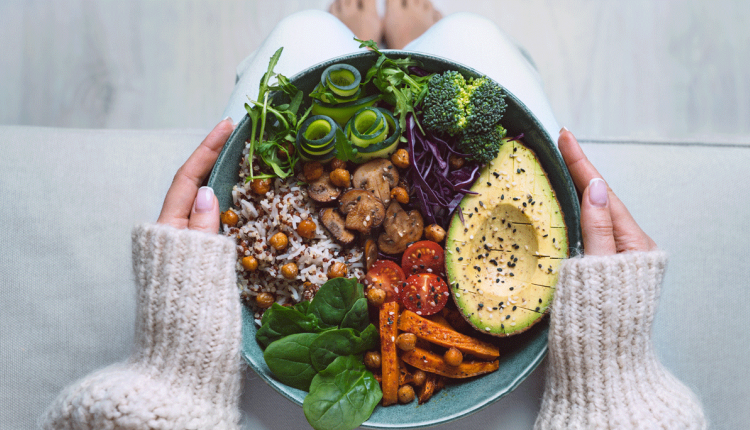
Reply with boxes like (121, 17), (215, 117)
(445, 137), (567, 337)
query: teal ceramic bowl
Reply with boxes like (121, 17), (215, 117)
(208, 50), (581, 428)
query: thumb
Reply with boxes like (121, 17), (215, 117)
(189, 186), (220, 234)
(581, 178), (616, 256)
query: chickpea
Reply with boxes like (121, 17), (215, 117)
(280, 142), (294, 160)
(449, 154), (465, 170)
(250, 178), (273, 195)
(412, 369), (427, 386)
(390, 186), (409, 204)
(330, 158), (347, 171)
(296, 219), (317, 239)
(366, 288), (386, 307)
(255, 292), (275, 309)
(329, 168), (351, 188)
(391, 148), (410, 169)
(220, 209), (239, 227)
(241, 255), (259, 272)
(396, 333), (417, 351)
(280, 262), (299, 279)
(444, 347), (463, 367)
(424, 224), (446, 243)
(269, 232), (289, 251)
(327, 261), (348, 279)
(303, 161), (324, 182)
(398, 385), (416, 404)
(364, 350), (381, 370)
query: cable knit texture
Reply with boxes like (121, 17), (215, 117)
(40, 223), (242, 430)
(534, 251), (706, 430)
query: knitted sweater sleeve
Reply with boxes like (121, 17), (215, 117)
(41, 223), (242, 430)
(534, 251), (707, 430)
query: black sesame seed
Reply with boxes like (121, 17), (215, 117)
(535, 307), (541, 311)
(523, 202), (527, 207)
(501, 194), (504, 200)
(512, 306), (517, 311)
(487, 182), (492, 186)
(458, 257), (463, 261)
(506, 315), (511, 320)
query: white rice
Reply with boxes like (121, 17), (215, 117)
(222, 145), (364, 321)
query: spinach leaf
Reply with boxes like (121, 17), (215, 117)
(309, 326), (379, 372)
(303, 355), (382, 430)
(340, 297), (369, 332)
(308, 278), (365, 328)
(263, 332), (320, 391)
(256, 303), (321, 348)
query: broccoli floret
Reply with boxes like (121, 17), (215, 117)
(465, 77), (506, 135)
(421, 71), (471, 136)
(457, 124), (507, 164)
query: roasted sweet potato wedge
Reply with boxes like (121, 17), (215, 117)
(379, 301), (400, 406)
(398, 310), (500, 360)
(401, 347), (499, 379)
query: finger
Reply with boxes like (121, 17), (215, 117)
(157, 118), (234, 228)
(558, 128), (657, 253)
(557, 128), (603, 195)
(188, 186), (220, 233)
(581, 178), (617, 256)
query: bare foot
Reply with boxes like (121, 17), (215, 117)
(384, 0), (442, 49)
(330, 0), (383, 44)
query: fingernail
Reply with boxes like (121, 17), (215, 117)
(559, 126), (569, 134)
(588, 178), (608, 207)
(195, 186), (215, 213)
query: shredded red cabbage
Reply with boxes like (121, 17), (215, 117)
(405, 114), (481, 228)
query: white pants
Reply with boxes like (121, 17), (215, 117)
(222, 10), (559, 140)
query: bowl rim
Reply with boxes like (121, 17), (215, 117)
(209, 49), (581, 429)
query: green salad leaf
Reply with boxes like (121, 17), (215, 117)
(309, 326), (379, 372)
(307, 277), (365, 328)
(263, 332), (320, 391)
(303, 355), (382, 430)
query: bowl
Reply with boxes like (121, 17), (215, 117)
(208, 50), (581, 428)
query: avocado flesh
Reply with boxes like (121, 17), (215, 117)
(445, 138), (568, 337)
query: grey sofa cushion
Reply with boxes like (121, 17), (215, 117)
(1, 126), (747, 429)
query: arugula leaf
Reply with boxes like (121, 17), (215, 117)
(332, 127), (359, 163)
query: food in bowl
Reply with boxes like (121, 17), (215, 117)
(218, 40), (572, 430)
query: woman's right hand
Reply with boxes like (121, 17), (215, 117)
(558, 128), (657, 256)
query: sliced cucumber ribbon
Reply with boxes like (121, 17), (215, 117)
(296, 115), (338, 161)
(321, 63), (361, 97)
(345, 107), (401, 161)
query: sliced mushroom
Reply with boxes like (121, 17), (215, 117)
(352, 159), (399, 206)
(363, 239), (379, 271)
(320, 208), (355, 245)
(339, 189), (386, 234)
(307, 171), (342, 203)
(378, 202), (424, 254)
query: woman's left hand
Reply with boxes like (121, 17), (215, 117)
(156, 118), (234, 233)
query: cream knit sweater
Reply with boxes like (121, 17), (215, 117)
(41, 225), (705, 429)
(41, 224), (242, 430)
(534, 251), (707, 429)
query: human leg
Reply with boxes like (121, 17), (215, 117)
(403, 12), (560, 139)
(222, 10), (361, 122)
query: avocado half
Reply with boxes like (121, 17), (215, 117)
(445, 137), (568, 337)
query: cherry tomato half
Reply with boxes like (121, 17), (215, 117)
(401, 240), (445, 277)
(400, 273), (450, 316)
(365, 260), (406, 303)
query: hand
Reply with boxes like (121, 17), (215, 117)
(558, 128), (657, 256)
(157, 118), (234, 233)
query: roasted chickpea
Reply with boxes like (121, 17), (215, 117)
(444, 347), (463, 367)
(296, 219), (317, 239)
(303, 161), (324, 181)
(364, 350), (381, 370)
(424, 224), (446, 243)
(255, 292), (275, 309)
(329, 168), (351, 188)
(449, 154), (465, 170)
(390, 186), (409, 204)
(220, 209), (239, 227)
(329, 158), (347, 171)
(398, 385), (415, 404)
(391, 148), (410, 169)
(396, 333), (417, 351)
(280, 262), (299, 279)
(366, 288), (386, 307)
(327, 261), (348, 279)
(280, 142), (294, 160)
(241, 255), (259, 272)
(412, 369), (427, 386)
(250, 178), (273, 195)
(269, 232), (289, 251)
